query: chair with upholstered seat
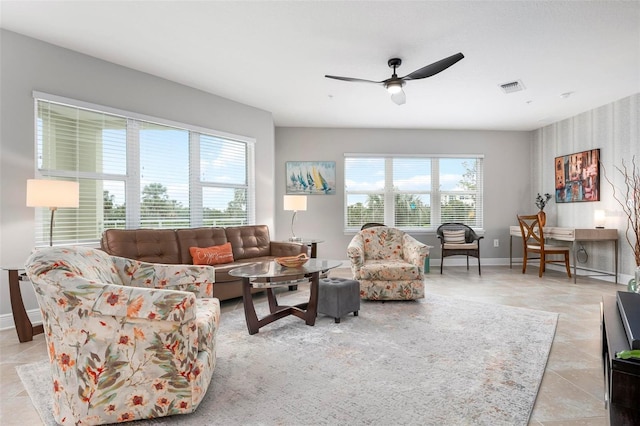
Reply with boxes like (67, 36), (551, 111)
(25, 246), (220, 425)
(347, 226), (430, 300)
(437, 223), (483, 275)
(517, 212), (572, 278)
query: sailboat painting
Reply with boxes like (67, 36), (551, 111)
(286, 161), (336, 195)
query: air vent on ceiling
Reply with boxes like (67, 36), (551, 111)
(499, 80), (525, 94)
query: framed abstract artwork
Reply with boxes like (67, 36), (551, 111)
(286, 161), (336, 195)
(554, 148), (600, 203)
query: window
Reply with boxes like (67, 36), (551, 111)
(34, 93), (255, 246)
(345, 154), (483, 231)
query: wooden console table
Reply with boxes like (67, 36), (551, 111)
(510, 226), (618, 283)
(601, 295), (640, 425)
(2, 268), (44, 342)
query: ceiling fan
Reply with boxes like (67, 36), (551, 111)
(325, 52), (464, 105)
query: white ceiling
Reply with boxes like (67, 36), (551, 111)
(1, 1), (639, 131)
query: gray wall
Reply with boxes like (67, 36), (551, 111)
(0, 30), (276, 326)
(533, 94), (640, 279)
(274, 128), (534, 262)
(1, 28), (637, 331)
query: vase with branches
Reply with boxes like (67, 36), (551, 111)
(603, 156), (640, 292)
(535, 193), (552, 211)
(535, 193), (552, 226)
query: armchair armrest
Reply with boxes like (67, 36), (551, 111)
(112, 256), (214, 298)
(270, 241), (307, 256)
(468, 230), (484, 243)
(402, 234), (431, 268)
(93, 283), (197, 323)
(347, 234), (365, 277)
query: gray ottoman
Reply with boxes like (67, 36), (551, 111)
(318, 278), (360, 323)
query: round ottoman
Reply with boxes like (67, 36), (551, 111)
(318, 278), (360, 323)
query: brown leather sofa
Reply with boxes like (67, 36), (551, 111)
(100, 225), (307, 301)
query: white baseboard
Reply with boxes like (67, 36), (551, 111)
(0, 308), (42, 332)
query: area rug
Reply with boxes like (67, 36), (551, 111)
(17, 292), (557, 426)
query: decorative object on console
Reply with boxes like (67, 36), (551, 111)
(536, 192), (551, 226)
(594, 209), (606, 228)
(535, 192), (552, 226)
(554, 148), (600, 203)
(26, 179), (79, 246)
(283, 195), (307, 241)
(535, 192), (552, 211)
(285, 161), (336, 195)
(602, 155), (639, 292)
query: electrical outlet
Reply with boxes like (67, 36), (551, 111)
(493, 239), (499, 247)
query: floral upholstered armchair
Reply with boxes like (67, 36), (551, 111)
(347, 226), (430, 300)
(24, 246), (220, 425)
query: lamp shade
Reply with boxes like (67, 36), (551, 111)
(27, 179), (80, 208)
(594, 209), (606, 228)
(283, 195), (307, 211)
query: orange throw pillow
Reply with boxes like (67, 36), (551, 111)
(190, 243), (234, 265)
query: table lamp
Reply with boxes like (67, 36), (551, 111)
(27, 179), (80, 246)
(283, 195), (307, 242)
(594, 209), (606, 228)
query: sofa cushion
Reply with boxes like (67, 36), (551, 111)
(100, 229), (180, 264)
(190, 243), (234, 265)
(176, 227), (228, 264)
(225, 225), (271, 260)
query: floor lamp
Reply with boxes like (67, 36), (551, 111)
(283, 195), (307, 242)
(27, 179), (80, 246)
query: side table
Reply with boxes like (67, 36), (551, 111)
(3, 268), (44, 343)
(285, 239), (324, 258)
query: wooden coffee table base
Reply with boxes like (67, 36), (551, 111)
(241, 271), (319, 335)
(7, 269), (44, 343)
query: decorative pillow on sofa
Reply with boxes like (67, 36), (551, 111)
(190, 243), (234, 265)
(443, 230), (466, 244)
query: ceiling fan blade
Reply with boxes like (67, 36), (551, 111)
(401, 52), (464, 81)
(391, 89), (406, 106)
(325, 75), (383, 84)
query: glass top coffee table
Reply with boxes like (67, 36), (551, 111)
(229, 259), (342, 335)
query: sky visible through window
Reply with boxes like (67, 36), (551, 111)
(102, 129), (243, 210)
(346, 158), (473, 205)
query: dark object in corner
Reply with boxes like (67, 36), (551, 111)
(617, 291), (640, 350)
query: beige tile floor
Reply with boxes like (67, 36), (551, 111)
(0, 265), (622, 425)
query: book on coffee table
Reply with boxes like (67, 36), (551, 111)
(617, 291), (640, 350)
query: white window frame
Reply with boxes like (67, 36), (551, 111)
(33, 91), (255, 246)
(344, 153), (484, 232)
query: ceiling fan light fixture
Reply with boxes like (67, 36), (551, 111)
(386, 81), (404, 94)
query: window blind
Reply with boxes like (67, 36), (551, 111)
(344, 155), (483, 231)
(34, 93), (255, 246)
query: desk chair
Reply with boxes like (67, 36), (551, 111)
(517, 212), (572, 278)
